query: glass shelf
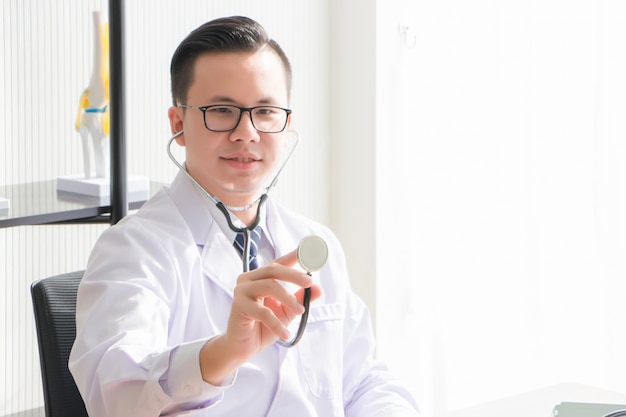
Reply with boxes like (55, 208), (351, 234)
(0, 180), (163, 228)
(3, 407), (44, 417)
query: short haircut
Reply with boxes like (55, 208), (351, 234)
(170, 16), (292, 105)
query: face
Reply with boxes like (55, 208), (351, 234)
(168, 47), (291, 209)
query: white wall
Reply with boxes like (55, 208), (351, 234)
(329, 0), (379, 332)
(373, 0), (626, 415)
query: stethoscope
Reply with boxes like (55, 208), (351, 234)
(605, 411), (626, 417)
(167, 129), (328, 347)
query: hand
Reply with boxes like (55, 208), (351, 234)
(227, 249), (323, 351)
(199, 249), (323, 385)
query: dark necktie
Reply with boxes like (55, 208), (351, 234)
(233, 228), (262, 270)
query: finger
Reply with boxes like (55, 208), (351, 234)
(239, 263), (313, 289)
(294, 283), (323, 305)
(239, 293), (303, 342)
(236, 279), (306, 316)
(264, 284), (322, 322)
(268, 284), (324, 321)
(248, 302), (293, 341)
(264, 296), (300, 323)
(265, 284), (324, 339)
(273, 249), (298, 267)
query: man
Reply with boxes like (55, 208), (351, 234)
(69, 16), (419, 416)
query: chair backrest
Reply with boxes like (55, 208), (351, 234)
(31, 271), (88, 417)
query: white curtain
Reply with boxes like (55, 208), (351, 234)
(376, 1), (626, 415)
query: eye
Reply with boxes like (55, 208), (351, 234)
(254, 107), (278, 116)
(207, 106), (236, 115)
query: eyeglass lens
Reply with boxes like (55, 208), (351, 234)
(204, 105), (288, 133)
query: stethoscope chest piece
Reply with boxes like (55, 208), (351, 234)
(297, 235), (328, 273)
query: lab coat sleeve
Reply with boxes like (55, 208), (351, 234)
(68, 211), (229, 417)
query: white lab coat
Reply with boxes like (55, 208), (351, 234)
(69, 172), (419, 417)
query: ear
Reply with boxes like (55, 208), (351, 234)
(168, 106), (185, 145)
(283, 113), (294, 151)
(286, 111), (292, 130)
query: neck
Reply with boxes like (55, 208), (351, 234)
(232, 206), (260, 228)
(217, 194), (267, 229)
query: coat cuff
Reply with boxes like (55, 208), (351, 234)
(162, 338), (237, 405)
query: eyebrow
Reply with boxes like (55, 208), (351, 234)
(207, 96), (277, 105)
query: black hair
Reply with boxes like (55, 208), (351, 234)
(170, 16), (292, 105)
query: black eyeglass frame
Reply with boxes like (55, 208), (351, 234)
(178, 104), (292, 133)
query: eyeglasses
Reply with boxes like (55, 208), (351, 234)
(178, 104), (292, 133)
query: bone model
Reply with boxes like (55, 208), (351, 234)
(74, 11), (109, 179)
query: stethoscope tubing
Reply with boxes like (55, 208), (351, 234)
(167, 130), (310, 347)
(277, 285), (311, 347)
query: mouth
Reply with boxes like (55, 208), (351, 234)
(226, 157), (258, 163)
(221, 154), (261, 170)
(222, 151), (261, 163)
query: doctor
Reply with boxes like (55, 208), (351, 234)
(69, 16), (420, 417)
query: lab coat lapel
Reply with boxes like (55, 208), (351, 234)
(265, 199), (301, 262)
(201, 224), (243, 296)
(199, 198), (301, 298)
(169, 171), (243, 296)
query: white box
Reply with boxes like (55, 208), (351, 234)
(0, 197), (9, 210)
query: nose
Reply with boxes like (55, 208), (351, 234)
(230, 109), (260, 142)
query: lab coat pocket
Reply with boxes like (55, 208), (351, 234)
(296, 303), (346, 399)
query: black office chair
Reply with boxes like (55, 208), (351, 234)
(31, 271), (88, 417)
